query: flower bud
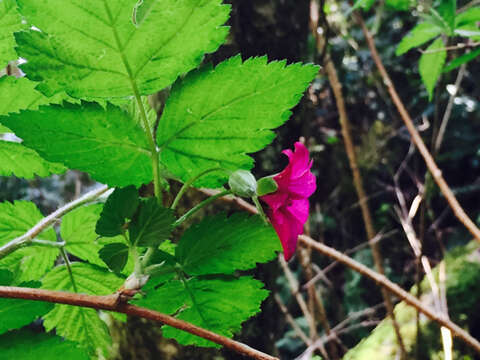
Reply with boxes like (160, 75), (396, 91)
(257, 176), (278, 196)
(228, 170), (257, 197)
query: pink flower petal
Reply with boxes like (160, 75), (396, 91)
(269, 209), (303, 260)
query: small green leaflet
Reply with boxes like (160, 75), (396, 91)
(129, 198), (175, 246)
(176, 213), (280, 276)
(62, 204), (134, 274)
(443, 48), (480, 72)
(0, 330), (89, 360)
(96, 186), (139, 237)
(98, 242), (129, 273)
(396, 22), (442, 55)
(42, 263), (124, 357)
(455, 7), (480, 27)
(0, 0), (27, 68)
(0, 281), (53, 335)
(419, 37), (446, 101)
(165, 277), (268, 347)
(16, 0), (230, 98)
(0, 201), (59, 283)
(0, 141), (66, 178)
(157, 56), (318, 187)
(0, 102), (153, 187)
(437, 0), (456, 33)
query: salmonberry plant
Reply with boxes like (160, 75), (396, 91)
(0, 0), (318, 358)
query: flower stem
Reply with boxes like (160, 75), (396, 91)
(171, 167), (223, 210)
(173, 190), (232, 228)
(252, 196), (268, 224)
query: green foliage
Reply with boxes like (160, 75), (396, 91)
(0, 281), (53, 335)
(98, 242), (129, 273)
(419, 37), (446, 100)
(0, 0), (26, 68)
(157, 56), (318, 187)
(96, 186), (139, 237)
(395, 22), (442, 55)
(0, 201), (59, 283)
(455, 7), (480, 27)
(129, 197), (175, 246)
(41, 263), (124, 357)
(62, 204), (134, 274)
(0, 103), (153, 187)
(15, 0), (230, 98)
(176, 213), (280, 276)
(0, 141), (66, 178)
(0, 329), (89, 359)
(444, 48), (480, 72)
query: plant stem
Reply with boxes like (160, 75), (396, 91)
(252, 195), (268, 224)
(60, 247), (78, 293)
(173, 190), (232, 228)
(355, 13), (480, 243)
(0, 185), (109, 260)
(0, 286), (278, 360)
(30, 239), (66, 248)
(171, 167), (223, 210)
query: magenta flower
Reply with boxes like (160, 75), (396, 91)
(260, 142), (316, 260)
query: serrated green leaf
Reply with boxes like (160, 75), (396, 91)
(443, 48), (480, 72)
(16, 0), (230, 98)
(0, 141), (66, 178)
(419, 37), (446, 101)
(164, 277), (269, 347)
(134, 278), (187, 314)
(0, 124), (9, 133)
(0, 329), (90, 360)
(396, 22), (442, 55)
(0, 269), (13, 285)
(42, 263), (124, 356)
(0, 0), (27, 68)
(0, 76), (74, 117)
(96, 186), (139, 237)
(176, 213), (280, 276)
(98, 243), (129, 273)
(62, 204), (134, 274)
(456, 7), (480, 27)
(129, 198), (174, 246)
(0, 201), (59, 283)
(0, 281), (53, 335)
(0, 102), (153, 187)
(157, 56), (318, 187)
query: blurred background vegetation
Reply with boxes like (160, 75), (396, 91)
(2, 0), (479, 358)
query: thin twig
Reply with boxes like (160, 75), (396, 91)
(0, 287), (278, 360)
(419, 42), (480, 54)
(274, 293), (312, 346)
(0, 185), (109, 260)
(356, 13), (480, 243)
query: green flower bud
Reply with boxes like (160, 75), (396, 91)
(257, 176), (278, 196)
(228, 170), (257, 197)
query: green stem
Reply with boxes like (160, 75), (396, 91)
(30, 239), (65, 248)
(252, 195), (269, 224)
(173, 190), (232, 228)
(103, 1), (162, 203)
(144, 263), (177, 276)
(60, 248), (78, 293)
(171, 167), (223, 210)
(130, 246), (143, 277)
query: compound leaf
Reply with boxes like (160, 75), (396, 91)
(0, 0), (27, 68)
(176, 213), (280, 276)
(157, 56), (318, 187)
(42, 263), (124, 357)
(129, 197), (175, 246)
(419, 37), (446, 101)
(95, 186), (139, 237)
(0, 141), (66, 178)
(0, 329), (89, 360)
(0, 201), (59, 283)
(16, 0), (230, 98)
(0, 102), (153, 187)
(396, 22), (442, 55)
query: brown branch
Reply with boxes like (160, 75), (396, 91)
(208, 189), (480, 355)
(355, 13), (480, 243)
(0, 286), (278, 360)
